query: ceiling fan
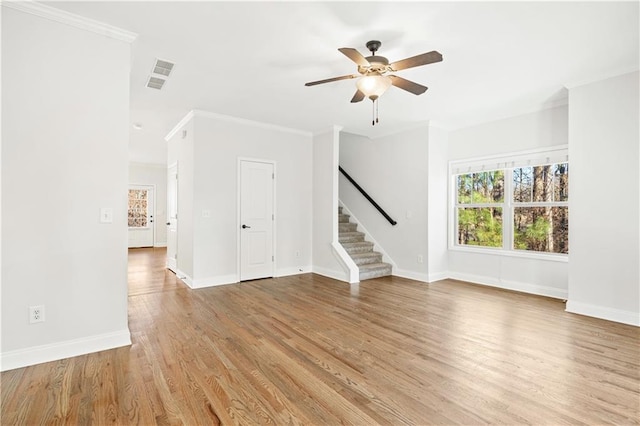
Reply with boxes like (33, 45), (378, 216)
(305, 40), (443, 125)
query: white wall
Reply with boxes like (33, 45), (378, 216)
(129, 163), (168, 246)
(312, 127), (349, 281)
(567, 71), (639, 325)
(426, 126), (449, 281)
(447, 106), (569, 298)
(167, 119), (195, 279)
(1, 7), (133, 370)
(166, 111), (313, 287)
(339, 127), (430, 280)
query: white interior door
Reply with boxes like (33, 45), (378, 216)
(240, 160), (274, 281)
(128, 185), (155, 248)
(166, 163), (178, 272)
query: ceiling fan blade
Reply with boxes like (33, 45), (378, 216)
(389, 51), (443, 71)
(388, 75), (428, 95)
(350, 90), (365, 103)
(338, 47), (370, 67)
(305, 74), (358, 87)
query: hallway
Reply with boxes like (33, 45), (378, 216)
(127, 247), (185, 296)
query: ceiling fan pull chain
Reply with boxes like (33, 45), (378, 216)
(372, 99), (375, 126)
(376, 99), (379, 124)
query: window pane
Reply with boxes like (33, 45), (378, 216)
(470, 171), (504, 203)
(553, 163), (569, 201)
(457, 174), (472, 204)
(487, 170), (504, 202)
(513, 167), (532, 202)
(457, 207), (503, 247)
(472, 173), (486, 203)
(513, 207), (568, 253)
(532, 165), (553, 202)
(128, 189), (148, 228)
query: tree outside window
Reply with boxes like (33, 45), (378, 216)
(454, 162), (568, 255)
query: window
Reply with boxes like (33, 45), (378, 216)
(128, 189), (149, 228)
(512, 164), (568, 253)
(456, 171), (504, 248)
(451, 147), (569, 256)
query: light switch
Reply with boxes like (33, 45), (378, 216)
(100, 208), (113, 223)
(202, 210), (211, 218)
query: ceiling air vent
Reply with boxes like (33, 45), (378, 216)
(146, 76), (166, 90)
(152, 58), (175, 77)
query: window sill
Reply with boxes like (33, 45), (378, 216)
(449, 245), (568, 263)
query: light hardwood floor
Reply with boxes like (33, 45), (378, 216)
(2, 248), (639, 424)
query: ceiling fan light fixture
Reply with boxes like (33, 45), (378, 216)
(356, 74), (392, 99)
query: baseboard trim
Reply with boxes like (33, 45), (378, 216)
(190, 274), (238, 289)
(312, 266), (349, 283)
(393, 268), (429, 283)
(154, 242), (167, 248)
(276, 266), (312, 278)
(566, 301), (640, 326)
(0, 329), (131, 372)
(428, 271), (449, 283)
(448, 272), (568, 300)
(175, 269), (193, 287)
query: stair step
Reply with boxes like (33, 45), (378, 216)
(338, 214), (351, 223)
(341, 241), (374, 254)
(350, 251), (383, 265)
(338, 206), (343, 214)
(339, 222), (357, 232)
(338, 232), (365, 243)
(359, 262), (392, 281)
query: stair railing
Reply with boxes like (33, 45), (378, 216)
(339, 166), (397, 226)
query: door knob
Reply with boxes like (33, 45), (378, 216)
(166, 222), (171, 225)
(242, 224), (251, 229)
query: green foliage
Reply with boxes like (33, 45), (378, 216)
(514, 216), (551, 251)
(458, 208), (502, 247)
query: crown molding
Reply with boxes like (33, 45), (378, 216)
(2, 1), (137, 43)
(193, 110), (313, 138)
(164, 110), (195, 141)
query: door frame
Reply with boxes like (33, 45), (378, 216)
(237, 157), (276, 282)
(166, 162), (178, 272)
(128, 183), (156, 248)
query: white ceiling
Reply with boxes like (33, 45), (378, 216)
(51, 1), (639, 164)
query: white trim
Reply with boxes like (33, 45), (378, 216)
(191, 109), (311, 138)
(565, 301), (640, 327)
(2, 0), (137, 43)
(311, 267), (349, 283)
(190, 274), (238, 289)
(448, 271), (568, 300)
(393, 268), (429, 283)
(564, 67), (640, 90)
(154, 242), (167, 248)
(449, 145), (569, 172)
(449, 245), (569, 263)
(0, 329), (131, 372)
(331, 241), (359, 284)
(175, 269), (191, 286)
(276, 266), (312, 277)
(165, 111), (195, 141)
(428, 272), (449, 283)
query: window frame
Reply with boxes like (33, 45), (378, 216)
(449, 146), (569, 262)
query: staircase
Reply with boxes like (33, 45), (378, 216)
(338, 206), (392, 281)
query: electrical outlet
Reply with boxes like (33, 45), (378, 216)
(29, 305), (45, 324)
(295, 250), (300, 258)
(417, 255), (424, 264)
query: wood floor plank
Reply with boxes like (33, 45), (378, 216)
(2, 247), (639, 424)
